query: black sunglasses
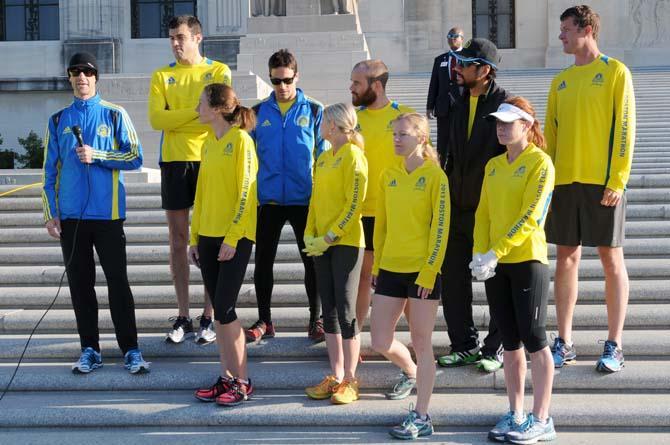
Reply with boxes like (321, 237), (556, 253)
(447, 33), (463, 39)
(457, 59), (481, 68)
(69, 68), (96, 77)
(270, 76), (295, 86)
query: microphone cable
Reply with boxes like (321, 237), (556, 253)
(0, 131), (91, 402)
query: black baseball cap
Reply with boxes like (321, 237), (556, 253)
(455, 38), (500, 69)
(67, 52), (99, 78)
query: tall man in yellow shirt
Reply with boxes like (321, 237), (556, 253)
(544, 6), (636, 373)
(148, 15), (232, 345)
(349, 60), (414, 331)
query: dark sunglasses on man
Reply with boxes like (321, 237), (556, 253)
(447, 33), (463, 39)
(270, 76), (295, 86)
(69, 68), (97, 77)
(456, 59), (482, 68)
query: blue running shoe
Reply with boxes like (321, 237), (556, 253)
(72, 347), (103, 374)
(596, 340), (624, 373)
(388, 404), (434, 440)
(505, 414), (557, 444)
(550, 336), (576, 368)
(124, 348), (151, 374)
(488, 411), (526, 442)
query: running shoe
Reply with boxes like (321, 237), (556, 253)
(596, 340), (625, 373)
(388, 404), (434, 440)
(384, 372), (416, 400)
(477, 354), (503, 373)
(195, 376), (232, 402)
(550, 336), (576, 368)
(72, 347), (103, 374)
(505, 414), (557, 444)
(244, 320), (275, 343)
(488, 411), (526, 442)
(330, 378), (359, 404)
(194, 315), (216, 345)
(216, 378), (254, 406)
(305, 375), (340, 400)
(307, 318), (326, 343)
(437, 345), (481, 367)
(124, 348), (150, 374)
(165, 316), (194, 344)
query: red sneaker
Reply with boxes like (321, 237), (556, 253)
(245, 320), (275, 343)
(216, 378), (254, 406)
(308, 318), (325, 343)
(194, 376), (231, 402)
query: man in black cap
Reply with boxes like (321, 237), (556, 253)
(42, 52), (150, 375)
(436, 38), (506, 372)
(426, 26), (464, 158)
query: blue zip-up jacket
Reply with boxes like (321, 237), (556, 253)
(251, 88), (327, 206)
(42, 94), (143, 222)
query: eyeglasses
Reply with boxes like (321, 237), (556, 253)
(69, 68), (96, 77)
(457, 59), (481, 68)
(447, 33), (463, 39)
(270, 76), (295, 86)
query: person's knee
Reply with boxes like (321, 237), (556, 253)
(370, 331), (393, 353)
(409, 331), (433, 357)
(521, 330), (548, 354)
(323, 315), (340, 335)
(339, 319), (358, 339)
(217, 307), (237, 325)
(556, 246), (581, 268)
(598, 247), (626, 275)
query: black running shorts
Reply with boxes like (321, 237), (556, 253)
(160, 161), (200, 211)
(375, 269), (442, 301)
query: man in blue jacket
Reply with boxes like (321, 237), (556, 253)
(245, 49), (327, 343)
(42, 52), (150, 375)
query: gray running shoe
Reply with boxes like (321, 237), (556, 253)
(505, 414), (557, 444)
(389, 405), (433, 440)
(385, 372), (416, 400)
(195, 315), (216, 345)
(488, 411), (526, 442)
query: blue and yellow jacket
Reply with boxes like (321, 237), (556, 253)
(251, 88), (327, 206)
(42, 94), (143, 222)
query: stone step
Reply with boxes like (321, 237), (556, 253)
(0, 358), (668, 392)
(0, 390), (667, 428)
(0, 258), (667, 287)
(3, 237), (670, 265)
(2, 220), (669, 245)
(0, 330), (666, 360)
(1, 304), (668, 334)
(2, 279), (669, 310)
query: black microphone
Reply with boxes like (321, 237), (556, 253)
(72, 125), (84, 147)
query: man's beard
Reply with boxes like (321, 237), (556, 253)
(352, 86), (377, 107)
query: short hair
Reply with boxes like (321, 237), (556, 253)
(268, 49), (298, 73)
(448, 27), (464, 36)
(560, 5), (600, 41)
(168, 15), (202, 35)
(352, 59), (389, 89)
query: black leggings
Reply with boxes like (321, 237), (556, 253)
(253, 205), (320, 324)
(198, 236), (253, 324)
(313, 245), (363, 339)
(484, 261), (549, 353)
(60, 219), (138, 354)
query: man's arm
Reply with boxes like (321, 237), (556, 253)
(42, 115), (62, 238)
(147, 71), (199, 131)
(88, 108), (143, 171)
(426, 56), (440, 118)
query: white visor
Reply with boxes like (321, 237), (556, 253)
(488, 103), (534, 124)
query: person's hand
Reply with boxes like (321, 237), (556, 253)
(470, 250), (498, 281)
(371, 274), (377, 288)
(188, 245), (200, 268)
(426, 109), (434, 120)
(218, 242), (236, 262)
(417, 286), (433, 299)
(45, 217), (61, 239)
(302, 236), (330, 257)
(601, 188), (622, 207)
(76, 144), (94, 164)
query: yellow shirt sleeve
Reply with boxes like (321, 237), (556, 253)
(491, 157), (555, 259)
(606, 65), (636, 194)
(329, 148), (368, 239)
(372, 171), (388, 276)
(415, 170), (450, 289)
(543, 79), (558, 161)
(148, 70), (199, 131)
(224, 135), (258, 248)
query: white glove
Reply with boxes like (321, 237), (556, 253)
(470, 250), (498, 281)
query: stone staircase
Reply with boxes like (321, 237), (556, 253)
(1, 68), (669, 441)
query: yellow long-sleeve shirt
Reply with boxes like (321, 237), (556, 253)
(474, 144), (555, 264)
(306, 142), (368, 248)
(372, 160), (450, 289)
(357, 101), (415, 217)
(544, 54), (635, 194)
(190, 127), (257, 248)
(148, 58), (232, 163)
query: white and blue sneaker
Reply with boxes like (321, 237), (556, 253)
(505, 414), (557, 444)
(550, 336), (576, 368)
(72, 347), (103, 374)
(388, 404), (433, 440)
(596, 340), (624, 373)
(488, 411), (526, 442)
(124, 348), (150, 374)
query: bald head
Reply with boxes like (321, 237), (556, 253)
(447, 27), (464, 51)
(352, 59), (389, 89)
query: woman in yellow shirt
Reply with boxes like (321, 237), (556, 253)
(370, 113), (450, 440)
(188, 83), (259, 407)
(303, 103), (368, 404)
(472, 97), (556, 443)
